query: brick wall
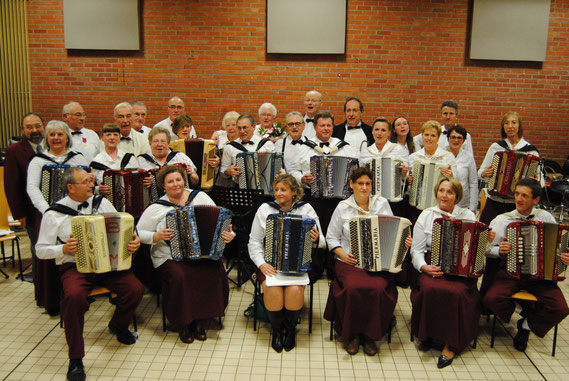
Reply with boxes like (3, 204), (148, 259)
(26, 0), (569, 165)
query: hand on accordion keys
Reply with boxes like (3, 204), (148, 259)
(561, 252), (569, 266)
(498, 236), (512, 257)
(225, 164), (241, 178)
(220, 224), (236, 244)
(335, 248), (357, 266)
(421, 264), (443, 277)
(309, 226), (319, 242)
(98, 184), (112, 196)
(399, 164), (409, 177)
(481, 166), (494, 179)
(62, 234), (79, 255)
(127, 234), (141, 255)
(154, 227), (175, 242)
(143, 175), (153, 188)
(301, 173), (315, 185)
(405, 235), (413, 248)
(440, 165), (453, 178)
(207, 154), (220, 168)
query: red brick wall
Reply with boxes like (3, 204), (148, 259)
(26, 0), (569, 165)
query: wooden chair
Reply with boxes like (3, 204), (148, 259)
(0, 166), (22, 279)
(490, 291), (558, 356)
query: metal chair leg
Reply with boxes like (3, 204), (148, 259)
(490, 314), (497, 348)
(309, 283), (314, 334)
(253, 279), (258, 331)
(552, 324), (558, 356)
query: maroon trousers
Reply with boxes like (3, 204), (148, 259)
(59, 263), (144, 359)
(157, 259), (229, 327)
(482, 269), (569, 337)
(323, 261), (398, 342)
(411, 273), (481, 353)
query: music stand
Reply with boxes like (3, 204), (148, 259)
(211, 187), (265, 287)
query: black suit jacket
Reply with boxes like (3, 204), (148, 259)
(332, 121), (374, 146)
(4, 138), (37, 223)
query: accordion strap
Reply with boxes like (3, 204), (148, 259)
(35, 151), (81, 165)
(90, 161), (110, 171)
(340, 196), (380, 215)
(256, 138), (270, 151)
(138, 153), (157, 165)
(120, 153), (135, 169)
(367, 142), (396, 156)
(228, 141), (248, 152)
(496, 140), (540, 154)
(152, 190), (202, 208)
(46, 195), (105, 216)
(164, 151), (179, 164)
(266, 200), (307, 215)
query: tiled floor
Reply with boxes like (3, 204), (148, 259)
(1, 231), (568, 381)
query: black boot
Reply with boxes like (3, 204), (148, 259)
(266, 310), (284, 353)
(283, 309), (300, 351)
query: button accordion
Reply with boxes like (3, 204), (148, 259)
(310, 155), (360, 199)
(170, 139), (217, 189)
(71, 213), (134, 273)
(235, 152), (284, 195)
(41, 164), (90, 205)
(102, 169), (151, 217)
(487, 150), (540, 197)
(410, 159), (448, 210)
(166, 205), (233, 261)
(264, 214), (315, 274)
(147, 164), (189, 202)
(349, 215), (412, 272)
(430, 217), (489, 278)
(506, 220), (568, 281)
(365, 157), (405, 202)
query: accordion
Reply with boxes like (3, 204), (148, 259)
(40, 164), (90, 205)
(166, 205), (233, 261)
(410, 159), (448, 210)
(102, 169), (151, 217)
(170, 139), (217, 189)
(430, 217), (489, 278)
(71, 213), (134, 273)
(506, 221), (568, 281)
(310, 155), (360, 199)
(236, 152), (284, 195)
(488, 150), (540, 197)
(349, 215), (411, 272)
(365, 157), (405, 202)
(264, 214), (315, 274)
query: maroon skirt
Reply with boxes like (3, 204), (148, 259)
(158, 259), (229, 326)
(411, 273), (481, 353)
(323, 261), (398, 341)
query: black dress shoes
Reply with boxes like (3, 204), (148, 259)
(108, 321), (137, 345)
(437, 354), (454, 369)
(67, 358), (86, 381)
(514, 318), (530, 352)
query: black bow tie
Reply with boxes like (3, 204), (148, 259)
(443, 130), (448, 135)
(319, 142), (330, 148)
(305, 118), (314, 124)
(242, 141), (254, 145)
(291, 139), (303, 145)
(347, 126), (360, 130)
(524, 215), (535, 220)
(136, 129), (144, 134)
(71, 131), (82, 135)
(77, 201), (89, 211)
(120, 136), (132, 141)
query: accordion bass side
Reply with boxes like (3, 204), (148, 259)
(488, 150), (540, 197)
(430, 217), (489, 278)
(310, 155), (360, 199)
(41, 164), (90, 205)
(365, 157), (405, 202)
(102, 169), (151, 216)
(166, 205), (233, 261)
(506, 221), (568, 281)
(264, 214), (315, 274)
(409, 159), (448, 210)
(71, 213), (134, 273)
(349, 215), (412, 272)
(170, 139), (217, 189)
(236, 152), (284, 195)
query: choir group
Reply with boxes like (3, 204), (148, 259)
(3, 93), (569, 381)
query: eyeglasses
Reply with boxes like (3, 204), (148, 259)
(448, 136), (464, 141)
(286, 122), (304, 128)
(72, 178), (95, 185)
(168, 105), (184, 110)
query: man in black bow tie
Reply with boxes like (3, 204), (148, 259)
(274, 111), (307, 181)
(36, 167), (144, 381)
(303, 90), (323, 140)
(221, 114), (275, 182)
(115, 102), (151, 157)
(131, 100), (152, 136)
(62, 102), (100, 163)
(332, 97), (373, 155)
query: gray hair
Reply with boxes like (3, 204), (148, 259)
(258, 102), (277, 117)
(62, 102), (83, 116)
(131, 100), (147, 109)
(285, 111), (303, 120)
(305, 90), (322, 99)
(148, 126), (171, 144)
(237, 114), (255, 127)
(114, 102), (133, 117)
(43, 120), (73, 151)
(62, 167), (85, 192)
(222, 111), (240, 129)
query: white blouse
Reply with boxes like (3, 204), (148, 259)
(90, 149), (140, 183)
(448, 147), (478, 211)
(359, 140), (409, 166)
(137, 150), (197, 172)
(408, 147), (457, 175)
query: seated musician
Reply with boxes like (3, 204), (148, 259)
(138, 127), (199, 186)
(171, 114), (220, 170)
(248, 174), (325, 353)
(90, 123), (140, 196)
(220, 114), (275, 183)
(483, 178), (569, 352)
(35, 167), (143, 381)
(323, 167), (412, 356)
(136, 165), (235, 343)
(410, 177), (495, 368)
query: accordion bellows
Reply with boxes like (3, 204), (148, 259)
(236, 152), (284, 195)
(430, 217), (489, 278)
(41, 164), (90, 205)
(310, 155), (359, 199)
(506, 221), (568, 281)
(264, 214), (315, 274)
(166, 205), (233, 261)
(488, 151), (540, 197)
(365, 157), (405, 201)
(349, 215), (412, 272)
(102, 169), (151, 217)
(410, 159), (448, 210)
(71, 213), (134, 273)
(170, 139), (217, 189)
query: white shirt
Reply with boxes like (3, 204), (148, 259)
(292, 137), (358, 182)
(137, 150), (197, 172)
(69, 128), (100, 163)
(448, 146), (478, 211)
(413, 126), (474, 157)
(408, 147), (457, 176)
(35, 195), (117, 265)
(326, 195), (393, 261)
(342, 122), (369, 154)
(215, 130), (230, 149)
(303, 115), (316, 140)
(134, 125), (152, 136)
(90, 149), (140, 183)
(220, 135), (275, 173)
(153, 118), (197, 141)
(359, 140), (409, 165)
(410, 205), (476, 271)
(248, 202), (325, 268)
(136, 190), (216, 268)
(27, 151), (90, 214)
(273, 134), (308, 181)
(118, 128), (151, 157)
(487, 207), (555, 259)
